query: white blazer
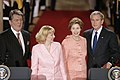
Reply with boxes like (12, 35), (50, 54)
(31, 42), (67, 80)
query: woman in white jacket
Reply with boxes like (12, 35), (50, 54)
(31, 25), (67, 80)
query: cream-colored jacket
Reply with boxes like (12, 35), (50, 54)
(31, 42), (67, 80)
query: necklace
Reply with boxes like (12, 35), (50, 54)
(72, 36), (80, 41)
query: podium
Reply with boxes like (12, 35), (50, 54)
(9, 67), (31, 80)
(88, 68), (109, 80)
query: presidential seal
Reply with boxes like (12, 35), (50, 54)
(0, 65), (10, 80)
(108, 66), (120, 80)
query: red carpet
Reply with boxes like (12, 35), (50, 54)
(30, 10), (92, 49)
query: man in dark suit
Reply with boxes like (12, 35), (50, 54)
(83, 11), (120, 70)
(0, 9), (31, 67)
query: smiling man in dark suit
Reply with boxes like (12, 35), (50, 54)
(0, 9), (31, 67)
(83, 11), (120, 71)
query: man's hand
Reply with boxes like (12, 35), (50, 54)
(102, 62), (112, 69)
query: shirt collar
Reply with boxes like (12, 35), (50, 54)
(11, 27), (21, 37)
(93, 26), (103, 35)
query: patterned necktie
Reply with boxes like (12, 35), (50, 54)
(93, 32), (97, 52)
(17, 33), (22, 46)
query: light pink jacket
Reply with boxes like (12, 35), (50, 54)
(62, 35), (87, 80)
(31, 42), (67, 80)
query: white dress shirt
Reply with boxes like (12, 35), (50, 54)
(91, 26), (103, 49)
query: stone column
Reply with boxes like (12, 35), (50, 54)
(0, 0), (3, 32)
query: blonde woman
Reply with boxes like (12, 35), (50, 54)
(62, 17), (87, 80)
(31, 25), (67, 80)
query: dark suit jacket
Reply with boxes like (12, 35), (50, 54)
(83, 27), (120, 70)
(0, 28), (31, 67)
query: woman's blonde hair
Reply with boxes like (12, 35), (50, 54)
(35, 25), (55, 43)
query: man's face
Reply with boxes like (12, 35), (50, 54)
(90, 14), (104, 31)
(9, 14), (23, 32)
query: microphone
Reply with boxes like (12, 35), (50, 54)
(15, 61), (20, 67)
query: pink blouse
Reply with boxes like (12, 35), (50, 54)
(62, 35), (87, 80)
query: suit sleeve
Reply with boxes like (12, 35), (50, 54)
(0, 35), (5, 64)
(109, 32), (120, 65)
(0, 34), (7, 65)
(31, 46), (39, 75)
(25, 31), (31, 60)
(59, 44), (67, 80)
(62, 40), (69, 65)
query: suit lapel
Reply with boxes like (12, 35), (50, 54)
(21, 31), (26, 52)
(9, 29), (23, 48)
(50, 42), (57, 54)
(21, 30), (30, 54)
(41, 44), (55, 61)
(88, 29), (94, 55)
(94, 28), (106, 56)
(50, 42), (59, 64)
(8, 29), (23, 55)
